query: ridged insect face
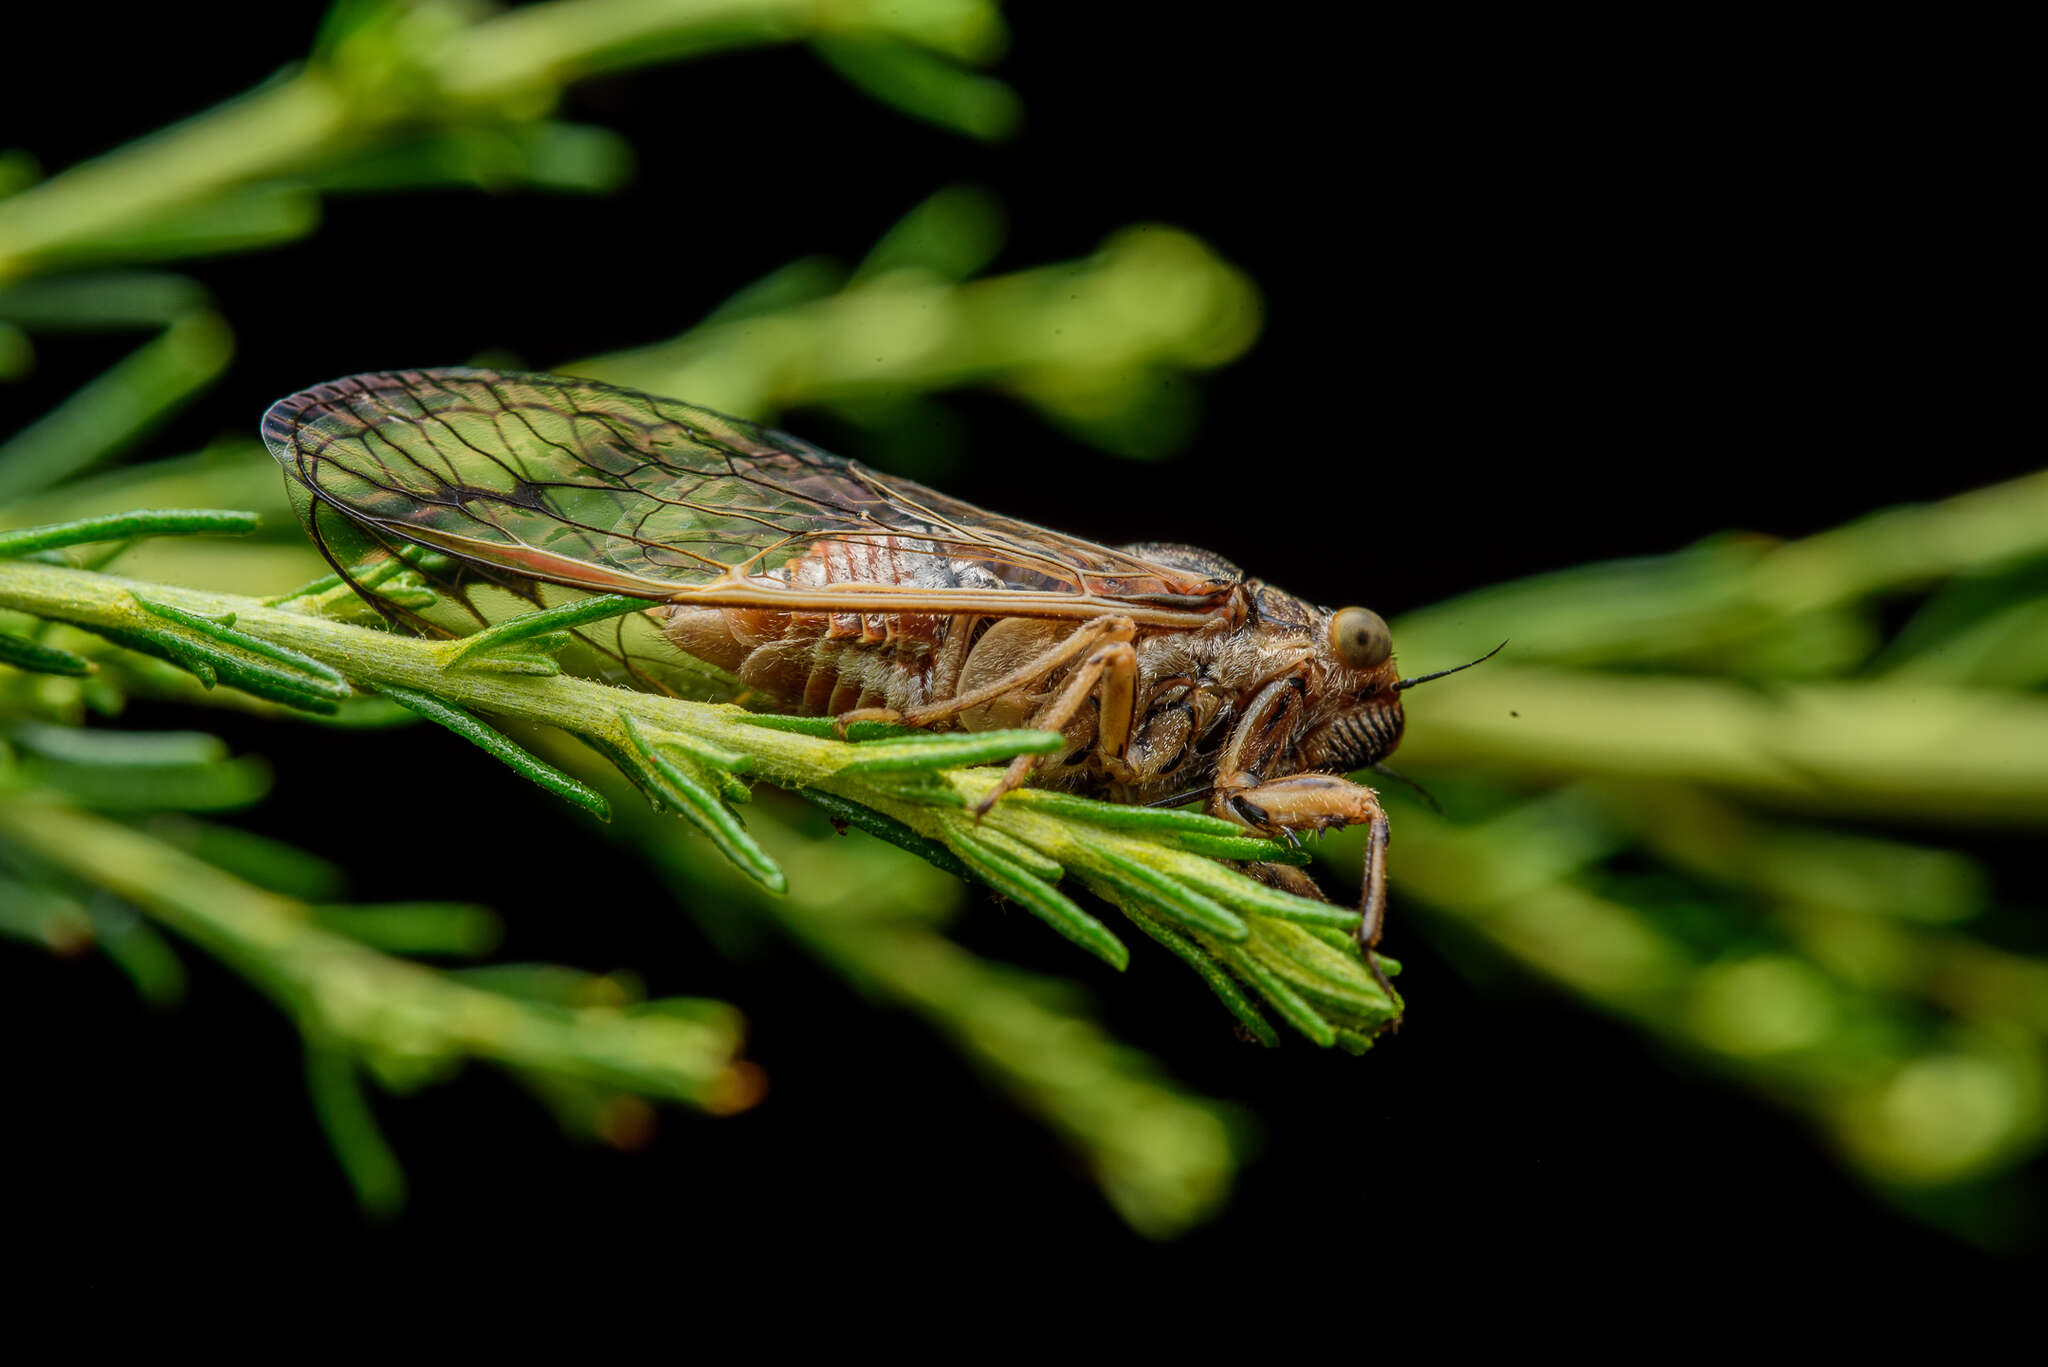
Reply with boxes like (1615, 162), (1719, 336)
(1302, 694), (1407, 772)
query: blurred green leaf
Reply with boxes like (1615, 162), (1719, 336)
(853, 184), (1006, 284)
(0, 273), (216, 330)
(33, 186), (321, 270)
(0, 319), (28, 378)
(308, 121), (634, 193)
(0, 150), (38, 200)
(0, 314), (233, 502)
(814, 36), (1021, 140)
(311, 902), (503, 956)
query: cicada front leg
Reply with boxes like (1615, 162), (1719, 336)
(1209, 677), (1399, 1007)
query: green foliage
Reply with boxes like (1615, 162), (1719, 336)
(0, 542), (1399, 1039)
(0, 737), (760, 1212)
(0, 0), (1274, 1236)
(1378, 470), (2048, 1238)
(10, 0), (2048, 1249)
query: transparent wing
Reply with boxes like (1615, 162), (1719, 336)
(261, 369), (1236, 626)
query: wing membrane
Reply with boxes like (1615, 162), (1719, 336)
(261, 368), (1234, 626)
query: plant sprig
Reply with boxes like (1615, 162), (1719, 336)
(0, 780), (760, 1216)
(0, 529), (1401, 1044)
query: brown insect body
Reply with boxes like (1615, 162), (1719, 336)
(657, 552), (1405, 811)
(263, 368), (1439, 1001)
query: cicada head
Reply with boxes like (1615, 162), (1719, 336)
(1296, 605), (1407, 772)
(1297, 607), (1509, 775)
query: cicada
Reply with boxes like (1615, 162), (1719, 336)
(263, 368), (1485, 994)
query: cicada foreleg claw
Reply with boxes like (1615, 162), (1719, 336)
(1214, 771), (1399, 1007)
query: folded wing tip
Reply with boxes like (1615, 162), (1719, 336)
(262, 368), (519, 463)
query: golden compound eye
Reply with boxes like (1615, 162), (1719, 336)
(1330, 606), (1393, 669)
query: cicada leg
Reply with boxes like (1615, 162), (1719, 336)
(970, 632), (1138, 816)
(1221, 773), (1397, 1004)
(1210, 676), (1401, 1014)
(834, 614), (1141, 816)
(836, 614), (1136, 735)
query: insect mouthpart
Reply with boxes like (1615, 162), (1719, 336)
(1306, 701), (1406, 772)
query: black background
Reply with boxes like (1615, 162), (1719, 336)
(4, 2), (2034, 1343)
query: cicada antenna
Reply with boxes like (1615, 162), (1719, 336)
(1392, 639), (1507, 692)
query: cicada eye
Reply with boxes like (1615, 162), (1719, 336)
(1331, 606), (1393, 669)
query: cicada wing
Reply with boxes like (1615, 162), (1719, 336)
(261, 369), (1238, 625)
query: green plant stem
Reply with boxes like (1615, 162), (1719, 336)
(0, 0), (1006, 285)
(578, 225), (1259, 426)
(0, 314), (233, 500)
(0, 798), (755, 1110)
(782, 897), (1240, 1235)
(1374, 797), (2048, 1192)
(617, 790), (1242, 1238)
(1394, 468), (2048, 675)
(1399, 665), (2048, 824)
(0, 554), (1399, 1038)
(0, 76), (347, 283)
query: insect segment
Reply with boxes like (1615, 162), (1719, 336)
(263, 368), (1461, 1001)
